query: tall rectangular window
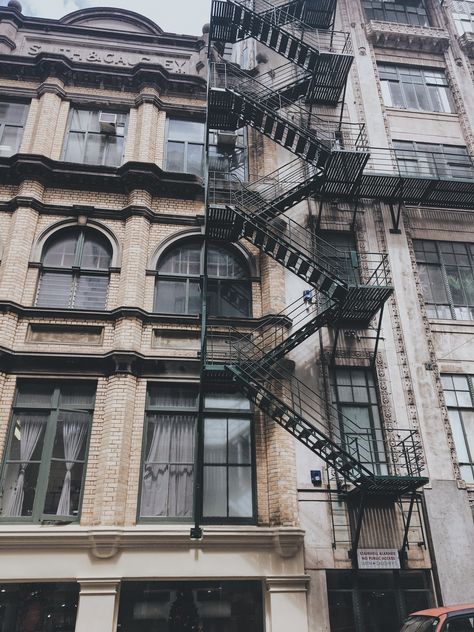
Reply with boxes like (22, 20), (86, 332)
(62, 109), (127, 167)
(441, 374), (474, 483)
(414, 239), (474, 320)
(362, 0), (430, 26)
(318, 231), (359, 285)
(394, 141), (474, 180)
(331, 368), (387, 475)
(0, 381), (95, 521)
(139, 385), (254, 522)
(379, 65), (454, 113)
(165, 118), (247, 179)
(0, 101), (28, 157)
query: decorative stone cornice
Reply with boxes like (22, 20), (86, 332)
(365, 20), (450, 53)
(0, 154), (204, 198)
(0, 52), (207, 95)
(458, 31), (474, 57)
(0, 34), (15, 51)
(0, 525), (305, 560)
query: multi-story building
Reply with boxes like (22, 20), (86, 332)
(0, 0), (473, 631)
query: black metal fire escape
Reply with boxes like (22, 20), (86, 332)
(196, 0), (430, 555)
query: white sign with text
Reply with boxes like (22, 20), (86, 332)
(357, 549), (401, 569)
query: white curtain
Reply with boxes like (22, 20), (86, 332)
(3, 416), (44, 517)
(140, 414), (195, 517)
(56, 412), (88, 516)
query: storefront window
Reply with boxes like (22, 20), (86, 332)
(327, 571), (434, 632)
(0, 582), (79, 632)
(117, 581), (263, 632)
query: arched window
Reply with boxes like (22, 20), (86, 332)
(36, 228), (112, 310)
(155, 240), (252, 318)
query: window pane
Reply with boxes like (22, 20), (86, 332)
(81, 235), (112, 270)
(228, 418), (251, 463)
(36, 272), (74, 308)
(449, 410), (470, 462)
(0, 413), (47, 518)
(74, 274), (109, 309)
(83, 133), (107, 165)
(155, 279), (189, 314)
(229, 467), (252, 517)
(63, 131), (86, 163)
(140, 414), (196, 518)
(0, 126), (22, 155)
(166, 140), (186, 172)
(186, 143), (204, 176)
(43, 234), (77, 267)
(44, 460), (85, 516)
(148, 385), (198, 409)
(203, 465), (227, 516)
(168, 119), (205, 142)
(0, 102), (27, 125)
(103, 135), (124, 167)
(205, 393), (251, 410)
(204, 418), (227, 463)
(70, 109), (91, 131)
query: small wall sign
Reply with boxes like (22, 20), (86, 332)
(357, 549), (401, 569)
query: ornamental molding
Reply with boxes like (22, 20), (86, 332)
(404, 213), (460, 482)
(458, 32), (474, 57)
(0, 526), (305, 560)
(364, 20), (450, 53)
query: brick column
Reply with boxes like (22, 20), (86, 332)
(92, 373), (138, 525)
(24, 79), (68, 158)
(117, 200), (150, 308)
(134, 91), (161, 163)
(0, 203), (39, 303)
(75, 580), (120, 632)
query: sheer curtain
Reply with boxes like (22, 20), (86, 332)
(3, 416), (44, 517)
(140, 414), (195, 518)
(56, 411), (88, 516)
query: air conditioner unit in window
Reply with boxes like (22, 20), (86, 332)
(99, 112), (117, 134)
(217, 131), (238, 149)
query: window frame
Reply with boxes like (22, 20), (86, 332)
(394, 141), (474, 180)
(35, 227), (113, 311)
(138, 383), (257, 525)
(441, 373), (474, 483)
(378, 64), (455, 113)
(154, 239), (253, 319)
(362, 0), (431, 26)
(0, 100), (29, 157)
(331, 367), (388, 476)
(0, 381), (95, 523)
(62, 107), (128, 167)
(413, 239), (474, 321)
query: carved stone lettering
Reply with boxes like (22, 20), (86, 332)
(26, 43), (189, 73)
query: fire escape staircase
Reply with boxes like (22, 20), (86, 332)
(210, 0), (353, 104)
(204, 0), (428, 501)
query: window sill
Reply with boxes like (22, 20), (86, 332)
(385, 108), (458, 121)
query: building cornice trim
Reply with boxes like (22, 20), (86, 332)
(0, 154), (205, 198)
(0, 525), (305, 560)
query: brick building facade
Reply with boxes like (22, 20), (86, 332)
(0, 0), (473, 631)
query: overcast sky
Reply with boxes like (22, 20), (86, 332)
(3, 0), (211, 35)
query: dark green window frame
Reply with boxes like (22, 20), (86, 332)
(138, 384), (256, 524)
(0, 381), (95, 523)
(441, 374), (474, 484)
(414, 239), (474, 321)
(331, 367), (388, 475)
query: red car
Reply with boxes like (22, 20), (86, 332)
(401, 605), (474, 631)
